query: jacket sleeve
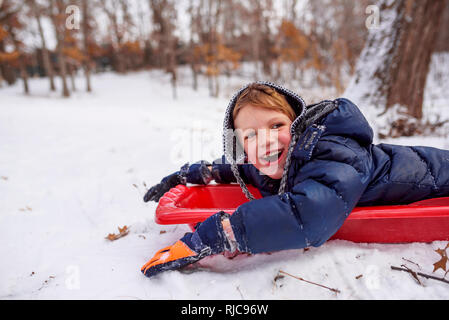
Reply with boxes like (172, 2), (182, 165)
(210, 155), (253, 184)
(185, 156), (253, 185)
(229, 133), (373, 254)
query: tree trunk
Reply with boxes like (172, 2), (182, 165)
(387, 0), (446, 119)
(170, 68), (177, 99)
(19, 55), (29, 94)
(435, 0), (449, 52)
(10, 30), (29, 94)
(100, 0), (125, 73)
(167, 37), (177, 99)
(83, 64), (92, 92)
(69, 63), (76, 91)
(34, 5), (56, 91)
(191, 64), (198, 91)
(57, 49), (70, 97)
(81, 0), (92, 92)
(50, 0), (70, 97)
(212, 73), (219, 98)
(250, 0), (262, 79)
(345, 0), (446, 119)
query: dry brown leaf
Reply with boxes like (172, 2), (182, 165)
(118, 226), (128, 234)
(433, 243), (449, 273)
(105, 225), (130, 241)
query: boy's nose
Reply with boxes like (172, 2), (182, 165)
(258, 129), (279, 153)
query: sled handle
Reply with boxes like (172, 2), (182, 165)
(158, 184), (188, 208)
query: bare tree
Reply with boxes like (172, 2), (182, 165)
(28, 0), (56, 91)
(49, 0), (70, 97)
(100, 0), (126, 73)
(249, 0), (262, 79)
(81, 0), (92, 92)
(187, 0), (200, 91)
(10, 30), (30, 94)
(149, 0), (178, 98)
(205, 0), (222, 97)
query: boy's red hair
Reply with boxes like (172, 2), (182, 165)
(233, 83), (296, 122)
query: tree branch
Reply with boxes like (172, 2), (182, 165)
(279, 270), (341, 294)
(391, 266), (449, 285)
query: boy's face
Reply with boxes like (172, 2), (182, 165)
(234, 104), (293, 180)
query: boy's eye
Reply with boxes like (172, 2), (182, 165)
(272, 123), (284, 129)
(245, 131), (256, 140)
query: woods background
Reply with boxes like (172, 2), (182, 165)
(1, 0), (449, 137)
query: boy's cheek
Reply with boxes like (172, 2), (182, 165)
(279, 130), (292, 146)
(245, 146), (261, 167)
(246, 149), (258, 165)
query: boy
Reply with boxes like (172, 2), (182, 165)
(141, 82), (449, 278)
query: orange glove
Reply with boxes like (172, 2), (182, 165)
(141, 211), (235, 277)
(141, 239), (206, 277)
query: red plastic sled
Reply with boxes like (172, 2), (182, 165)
(155, 184), (449, 243)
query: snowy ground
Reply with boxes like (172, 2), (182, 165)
(1, 61), (449, 300)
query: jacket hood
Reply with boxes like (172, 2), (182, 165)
(223, 81), (307, 164)
(222, 81), (308, 201)
(222, 81), (339, 201)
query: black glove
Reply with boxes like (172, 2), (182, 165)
(143, 161), (213, 203)
(143, 163), (189, 202)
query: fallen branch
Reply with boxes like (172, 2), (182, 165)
(391, 266), (449, 285)
(279, 270), (341, 294)
(399, 264), (422, 286)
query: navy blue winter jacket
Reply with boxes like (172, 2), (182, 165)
(189, 89), (449, 254)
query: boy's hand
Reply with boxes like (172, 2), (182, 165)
(140, 234), (209, 277)
(143, 172), (183, 202)
(141, 211), (233, 277)
(143, 164), (190, 202)
(143, 161), (214, 203)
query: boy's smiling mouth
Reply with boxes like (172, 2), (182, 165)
(259, 147), (285, 165)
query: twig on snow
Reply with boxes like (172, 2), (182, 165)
(391, 266), (449, 285)
(401, 257), (421, 270)
(279, 270), (341, 294)
(236, 285), (245, 300)
(399, 264), (423, 286)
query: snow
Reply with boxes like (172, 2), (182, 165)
(1, 64), (449, 300)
